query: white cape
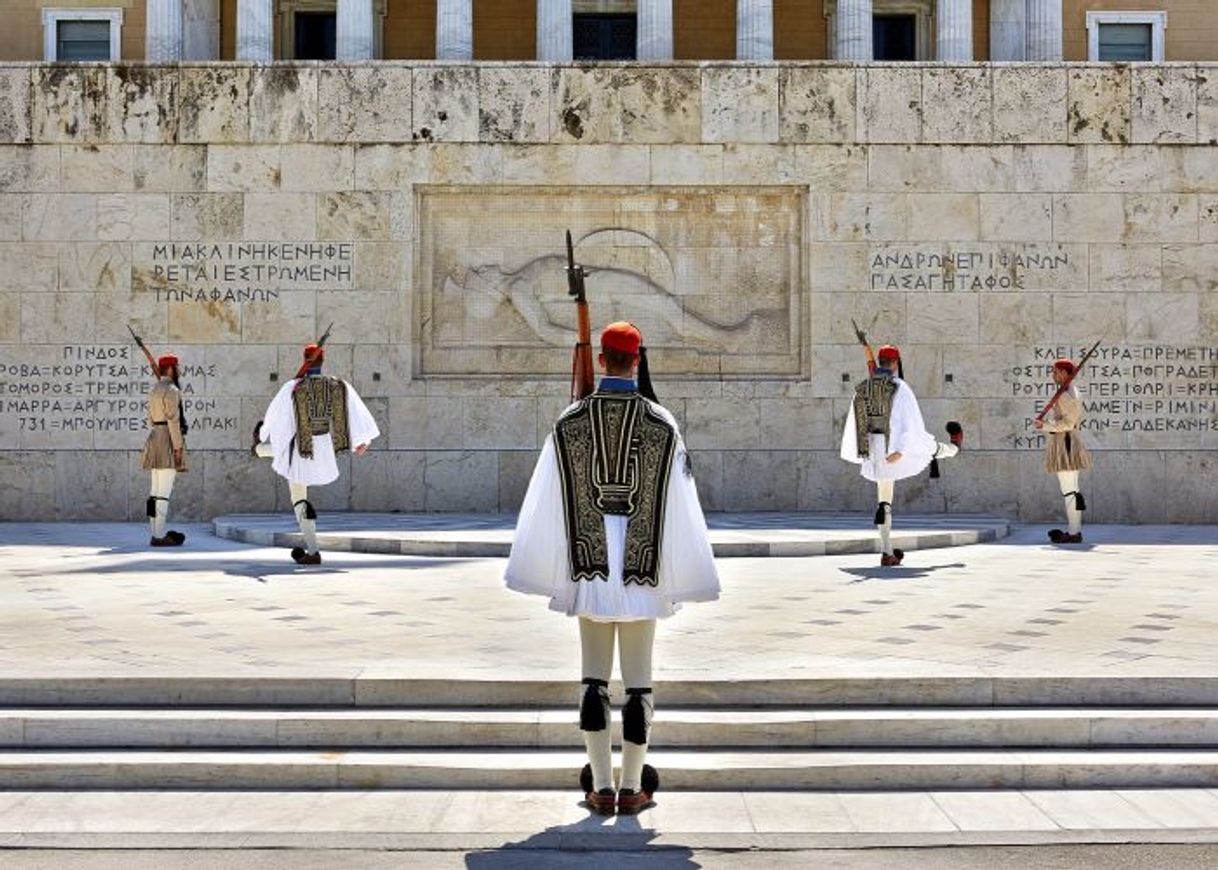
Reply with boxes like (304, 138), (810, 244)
(839, 376), (938, 482)
(505, 402), (720, 621)
(259, 378), (380, 486)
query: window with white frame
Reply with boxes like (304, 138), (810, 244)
(42, 8), (123, 61)
(1086, 11), (1166, 62)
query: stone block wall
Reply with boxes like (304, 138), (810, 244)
(0, 61), (1216, 522)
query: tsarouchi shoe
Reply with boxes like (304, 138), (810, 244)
(585, 788), (617, 815)
(291, 547), (322, 565)
(150, 534), (184, 547)
(616, 788), (653, 815)
(165, 530), (185, 545)
(880, 548), (905, 567)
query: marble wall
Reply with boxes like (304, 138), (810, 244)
(1, 61), (1216, 522)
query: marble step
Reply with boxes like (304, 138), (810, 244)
(6, 676), (1218, 708)
(3, 748), (1218, 791)
(4, 708), (1218, 750)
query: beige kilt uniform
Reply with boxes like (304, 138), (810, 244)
(141, 380), (187, 472)
(1042, 390), (1091, 473)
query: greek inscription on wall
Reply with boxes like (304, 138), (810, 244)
(1009, 345), (1218, 449)
(871, 245), (1077, 292)
(132, 242), (355, 304)
(0, 345), (238, 449)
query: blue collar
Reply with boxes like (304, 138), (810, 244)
(598, 376), (636, 392)
(874, 367), (894, 377)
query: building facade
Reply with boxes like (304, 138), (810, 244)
(4, 1), (1218, 65)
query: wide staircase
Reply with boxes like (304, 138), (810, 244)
(3, 676), (1218, 791)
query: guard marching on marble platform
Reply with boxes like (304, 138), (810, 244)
(840, 338), (963, 567)
(253, 342), (380, 565)
(505, 322), (720, 816)
(140, 352), (189, 548)
(1035, 357), (1093, 545)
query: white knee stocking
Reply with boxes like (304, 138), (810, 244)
(579, 619), (615, 791)
(935, 442), (959, 460)
(876, 479), (895, 556)
(1058, 470), (1083, 535)
(289, 482), (318, 554)
(618, 620), (656, 792)
(149, 469), (176, 538)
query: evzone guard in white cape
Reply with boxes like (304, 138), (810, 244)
(141, 352), (188, 547)
(1035, 358), (1092, 545)
(254, 342), (380, 565)
(505, 322), (720, 815)
(840, 344), (963, 567)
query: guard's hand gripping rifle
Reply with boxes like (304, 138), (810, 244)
(1035, 338), (1102, 424)
(127, 324), (162, 379)
(567, 231), (594, 402)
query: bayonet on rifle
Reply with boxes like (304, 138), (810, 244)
(567, 231), (594, 401)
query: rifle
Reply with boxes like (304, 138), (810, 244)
(851, 319), (877, 375)
(294, 322), (334, 381)
(567, 230), (594, 401)
(127, 324), (161, 379)
(1035, 338), (1103, 424)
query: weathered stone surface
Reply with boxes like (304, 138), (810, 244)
(134, 145), (207, 192)
(171, 192), (244, 240)
(1126, 292), (1198, 342)
(97, 193), (172, 241)
(1132, 65), (1198, 145)
(244, 192), (316, 239)
(1012, 144), (1086, 192)
(979, 194), (1053, 241)
(0, 67), (30, 144)
(60, 145), (134, 193)
(1068, 67), (1131, 145)
(106, 66), (178, 144)
(1052, 194), (1125, 242)
(1085, 144), (1161, 192)
(1202, 196), (1218, 242)
(1089, 244), (1163, 292)
(179, 66), (250, 143)
(31, 66), (108, 143)
(0, 145), (58, 192)
(922, 67), (992, 144)
(412, 66), (478, 143)
(793, 144), (866, 190)
(649, 145), (723, 184)
(318, 191), (392, 240)
(1164, 243), (1218, 291)
(478, 66), (549, 143)
(1199, 65), (1218, 144)
(21, 194), (98, 241)
(703, 66), (778, 144)
(319, 65), (413, 143)
(423, 451), (499, 511)
(993, 66), (1067, 144)
(1123, 194), (1199, 243)
(250, 67), (318, 143)
(907, 193), (979, 241)
(857, 66), (921, 144)
(780, 67), (855, 144)
(553, 66), (700, 144)
(206, 145), (281, 191)
(1159, 145), (1218, 193)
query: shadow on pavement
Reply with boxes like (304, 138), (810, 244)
(842, 562), (967, 582)
(464, 807), (699, 869)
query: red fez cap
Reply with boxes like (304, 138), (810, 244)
(877, 344), (900, 364)
(157, 354), (179, 370)
(601, 321), (642, 355)
(303, 344), (324, 363)
(1053, 358), (1076, 375)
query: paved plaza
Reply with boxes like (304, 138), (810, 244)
(1, 520), (1215, 682)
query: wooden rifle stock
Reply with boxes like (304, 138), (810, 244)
(567, 231), (594, 401)
(1035, 338), (1103, 424)
(851, 318), (877, 375)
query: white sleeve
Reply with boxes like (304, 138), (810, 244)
(261, 381), (296, 448)
(504, 436), (571, 599)
(840, 400), (861, 463)
(344, 382), (381, 447)
(657, 435), (720, 605)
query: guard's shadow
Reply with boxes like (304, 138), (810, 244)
(464, 808), (699, 868)
(843, 562), (966, 582)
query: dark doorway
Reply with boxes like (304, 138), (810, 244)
(573, 13), (637, 60)
(873, 14), (917, 61)
(295, 11), (336, 60)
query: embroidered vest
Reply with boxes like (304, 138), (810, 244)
(291, 376), (350, 459)
(853, 375), (899, 458)
(553, 392), (678, 587)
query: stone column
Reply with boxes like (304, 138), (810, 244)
(537, 0), (573, 61)
(436, 0), (473, 60)
(637, 0), (674, 61)
(835, 0), (873, 61)
(237, 0), (273, 62)
(337, 0), (376, 59)
(936, 0), (972, 60)
(989, 0), (1025, 61)
(146, 0), (184, 61)
(736, 0), (774, 60)
(183, 0), (220, 60)
(1026, 0), (1063, 61)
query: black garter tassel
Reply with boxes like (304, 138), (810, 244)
(1075, 492), (1086, 511)
(929, 458), (941, 479)
(146, 496), (157, 518)
(579, 679), (608, 732)
(874, 502), (890, 526)
(623, 688), (652, 745)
